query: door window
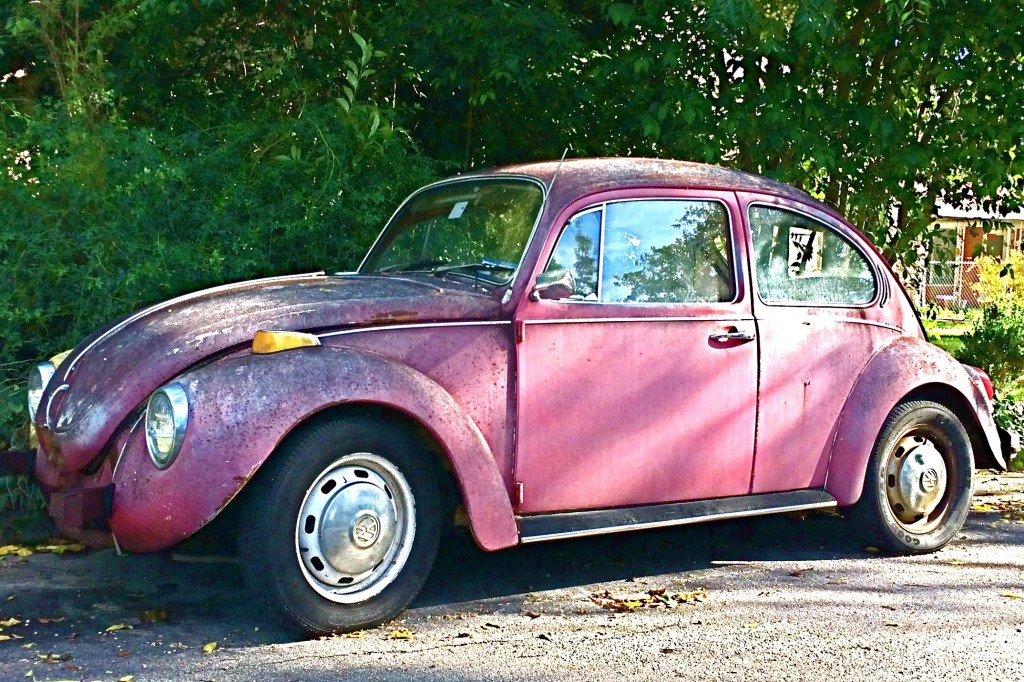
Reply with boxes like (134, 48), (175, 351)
(749, 205), (877, 305)
(544, 210), (600, 299)
(545, 200), (735, 303)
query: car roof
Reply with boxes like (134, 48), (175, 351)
(474, 157), (844, 222)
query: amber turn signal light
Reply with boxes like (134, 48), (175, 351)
(252, 330), (322, 354)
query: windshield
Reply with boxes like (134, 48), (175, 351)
(361, 178), (544, 285)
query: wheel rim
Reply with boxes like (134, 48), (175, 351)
(294, 453), (417, 604)
(883, 430), (953, 532)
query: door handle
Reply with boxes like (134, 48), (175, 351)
(709, 329), (755, 344)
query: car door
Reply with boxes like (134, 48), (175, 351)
(513, 190), (758, 514)
(740, 195), (902, 493)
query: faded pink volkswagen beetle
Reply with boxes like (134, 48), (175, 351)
(9, 158), (1015, 635)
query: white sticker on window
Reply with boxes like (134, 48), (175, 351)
(448, 201), (468, 219)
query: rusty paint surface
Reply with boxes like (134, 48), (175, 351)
(33, 274), (500, 474)
(109, 346), (518, 553)
(825, 336), (1003, 506)
(329, 325), (517, 493)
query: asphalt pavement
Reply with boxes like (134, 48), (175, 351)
(1, 473), (1022, 681)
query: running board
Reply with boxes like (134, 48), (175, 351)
(518, 490), (837, 544)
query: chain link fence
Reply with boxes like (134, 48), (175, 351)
(917, 260), (981, 313)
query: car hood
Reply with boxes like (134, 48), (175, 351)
(36, 273), (501, 471)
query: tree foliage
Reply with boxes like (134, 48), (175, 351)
(2, 0), (1023, 420)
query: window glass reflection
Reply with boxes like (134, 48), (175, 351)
(601, 200), (734, 303)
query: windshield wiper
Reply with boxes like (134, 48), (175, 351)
(430, 259), (518, 276)
(377, 259), (448, 273)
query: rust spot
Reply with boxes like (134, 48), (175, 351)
(369, 310), (421, 323)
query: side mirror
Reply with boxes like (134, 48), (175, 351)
(530, 269), (576, 302)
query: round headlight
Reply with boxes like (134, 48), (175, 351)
(27, 362), (56, 422)
(145, 384), (189, 469)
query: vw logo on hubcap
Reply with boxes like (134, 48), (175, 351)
(351, 512), (381, 548)
(920, 468), (939, 493)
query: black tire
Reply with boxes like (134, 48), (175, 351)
(851, 400), (973, 554)
(237, 414), (441, 635)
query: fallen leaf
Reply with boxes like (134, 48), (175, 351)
(342, 631), (365, 639)
(884, 622), (902, 627)
(1, 618), (22, 627)
(481, 622), (501, 630)
(788, 568), (813, 577)
(589, 588), (708, 613)
(829, 578), (848, 585)
(118, 676), (135, 682)
(1000, 593), (1023, 599)
(945, 559), (966, 566)
(0, 635), (10, 642)
(455, 632), (472, 639)
(881, 605), (897, 611)
(660, 647), (676, 654)
(139, 610), (167, 623)
(863, 547), (880, 554)
(34, 543), (86, 555)
(36, 617), (65, 625)
(524, 611), (541, 619)
(202, 641), (218, 654)
(0, 546), (32, 558)
(117, 651), (131, 657)
(745, 623), (759, 629)
(104, 624), (132, 632)
(387, 629), (413, 640)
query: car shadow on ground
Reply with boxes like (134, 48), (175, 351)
(0, 510), (938, 651)
(419, 510), (857, 609)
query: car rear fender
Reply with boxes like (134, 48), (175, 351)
(109, 346), (519, 552)
(825, 335), (1002, 506)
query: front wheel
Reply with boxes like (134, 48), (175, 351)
(238, 415), (441, 635)
(851, 400), (974, 554)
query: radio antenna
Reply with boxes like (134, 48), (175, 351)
(547, 147), (570, 194)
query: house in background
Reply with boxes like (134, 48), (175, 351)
(918, 203), (1024, 312)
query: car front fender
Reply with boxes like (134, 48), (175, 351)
(109, 346), (519, 553)
(825, 335), (1003, 506)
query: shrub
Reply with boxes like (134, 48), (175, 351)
(959, 252), (1024, 468)
(0, 39), (438, 445)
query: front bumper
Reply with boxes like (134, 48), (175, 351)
(2, 445), (115, 547)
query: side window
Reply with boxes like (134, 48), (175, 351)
(601, 200), (734, 303)
(545, 210), (600, 299)
(749, 206), (877, 305)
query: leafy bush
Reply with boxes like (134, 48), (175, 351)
(958, 305), (1024, 388)
(973, 252), (1024, 310)
(959, 252), (1024, 468)
(0, 35), (438, 445)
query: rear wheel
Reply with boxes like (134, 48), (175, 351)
(852, 400), (973, 554)
(238, 415), (441, 635)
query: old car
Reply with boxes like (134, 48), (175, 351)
(5, 158), (1015, 635)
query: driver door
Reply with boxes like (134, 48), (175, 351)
(513, 192), (758, 514)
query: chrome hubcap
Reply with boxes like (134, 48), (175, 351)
(295, 453), (416, 604)
(885, 435), (948, 525)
